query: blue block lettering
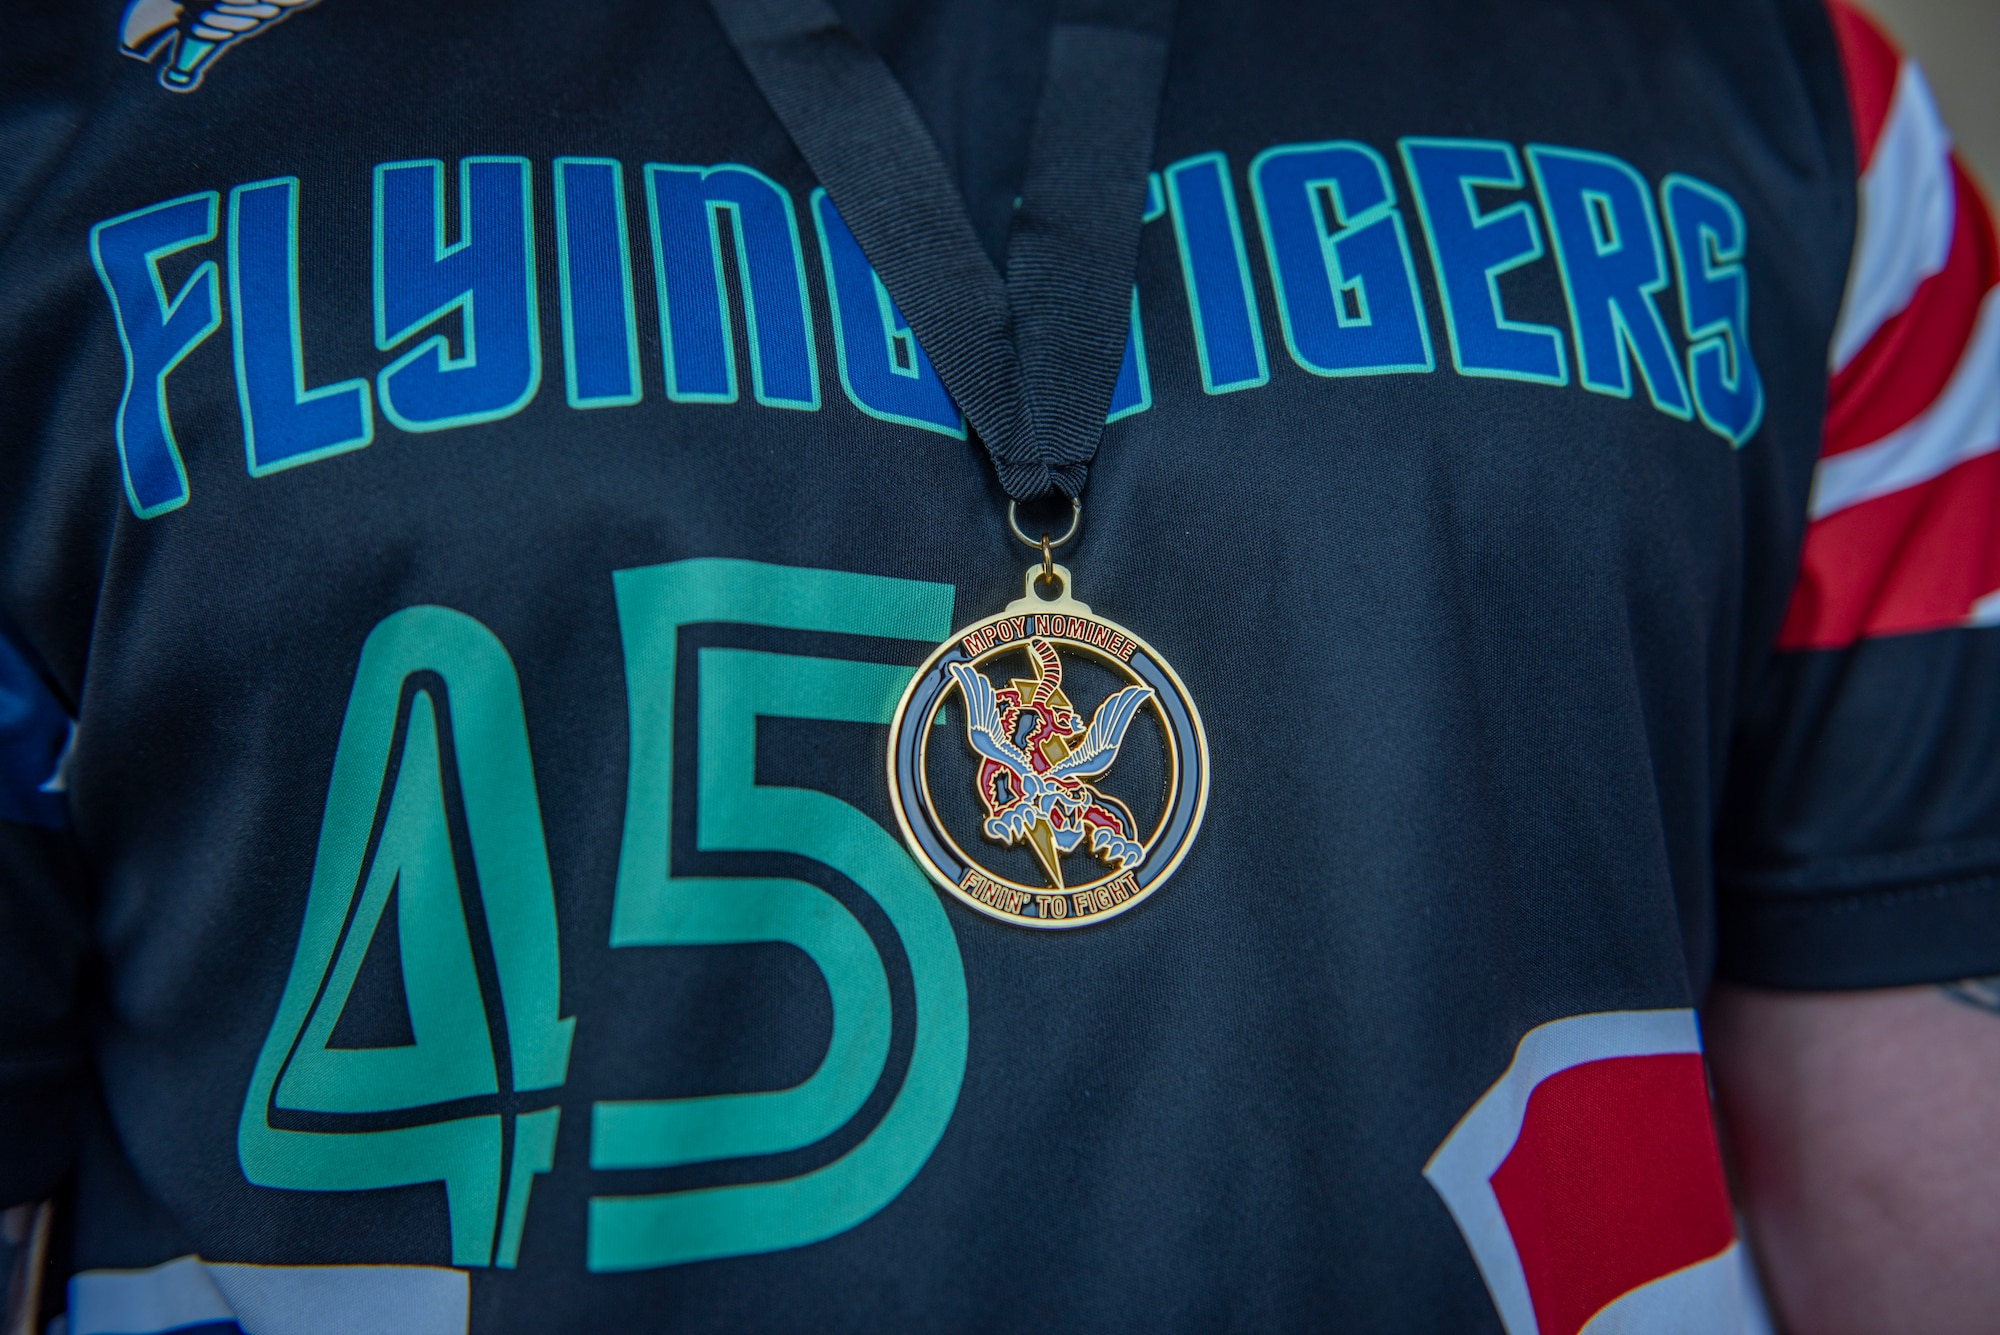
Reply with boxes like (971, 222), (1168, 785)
(647, 164), (819, 411)
(811, 189), (962, 436)
(1398, 139), (1567, 385)
(1165, 152), (1269, 394)
(373, 158), (541, 433)
(1107, 176), (1167, 422)
(228, 178), (374, 476)
(1106, 288), (1153, 422)
(1661, 174), (1764, 446)
(554, 158), (643, 409)
(1527, 146), (1691, 419)
(1251, 141), (1434, 377)
(89, 192), (222, 518)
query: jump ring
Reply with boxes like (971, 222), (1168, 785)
(1007, 497), (1082, 551)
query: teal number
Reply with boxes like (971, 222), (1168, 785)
(496, 1106), (562, 1268)
(588, 558), (968, 1272)
(238, 606), (575, 1267)
(278, 689), (499, 1113)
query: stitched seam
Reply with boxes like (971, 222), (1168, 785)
(1721, 871), (2000, 917)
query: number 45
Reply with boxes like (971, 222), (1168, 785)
(238, 560), (969, 1271)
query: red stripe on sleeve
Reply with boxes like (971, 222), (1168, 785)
(1826, 160), (2000, 459)
(1781, 4), (2000, 650)
(1826, 0), (1902, 166)
(1780, 449), (2000, 648)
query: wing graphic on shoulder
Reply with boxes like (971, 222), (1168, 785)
(118, 0), (322, 91)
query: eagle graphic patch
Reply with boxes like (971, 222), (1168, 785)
(118, 0), (322, 92)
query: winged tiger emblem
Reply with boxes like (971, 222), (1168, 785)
(948, 638), (1153, 889)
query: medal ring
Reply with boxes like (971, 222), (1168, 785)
(1006, 497), (1082, 551)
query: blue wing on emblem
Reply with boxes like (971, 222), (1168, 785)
(1047, 685), (1153, 782)
(948, 661), (1036, 777)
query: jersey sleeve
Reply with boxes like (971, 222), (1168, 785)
(0, 613), (88, 1208)
(1716, 0), (2000, 989)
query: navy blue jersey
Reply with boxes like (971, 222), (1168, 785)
(1, 1), (1995, 1331)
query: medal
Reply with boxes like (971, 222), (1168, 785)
(710, 0), (1192, 925)
(888, 504), (1208, 928)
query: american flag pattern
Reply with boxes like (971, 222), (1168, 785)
(1426, 1011), (1773, 1335)
(1781, 1), (2000, 648)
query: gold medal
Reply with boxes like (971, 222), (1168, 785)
(889, 505), (1208, 928)
(708, 0), (1185, 933)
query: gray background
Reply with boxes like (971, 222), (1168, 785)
(1862, 0), (1999, 198)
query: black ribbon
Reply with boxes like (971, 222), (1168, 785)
(707, 0), (1173, 500)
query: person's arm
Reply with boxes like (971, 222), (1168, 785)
(1709, 5), (2000, 1329)
(1707, 981), (2000, 1334)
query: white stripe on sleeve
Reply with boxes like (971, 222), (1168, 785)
(1830, 60), (1956, 373)
(1813, 284), (2000, 519)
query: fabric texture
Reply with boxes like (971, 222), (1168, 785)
(1715, 0), (2000, 986)
(711, 0), (1169, 498)
(0, 0), (1991, 1330)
